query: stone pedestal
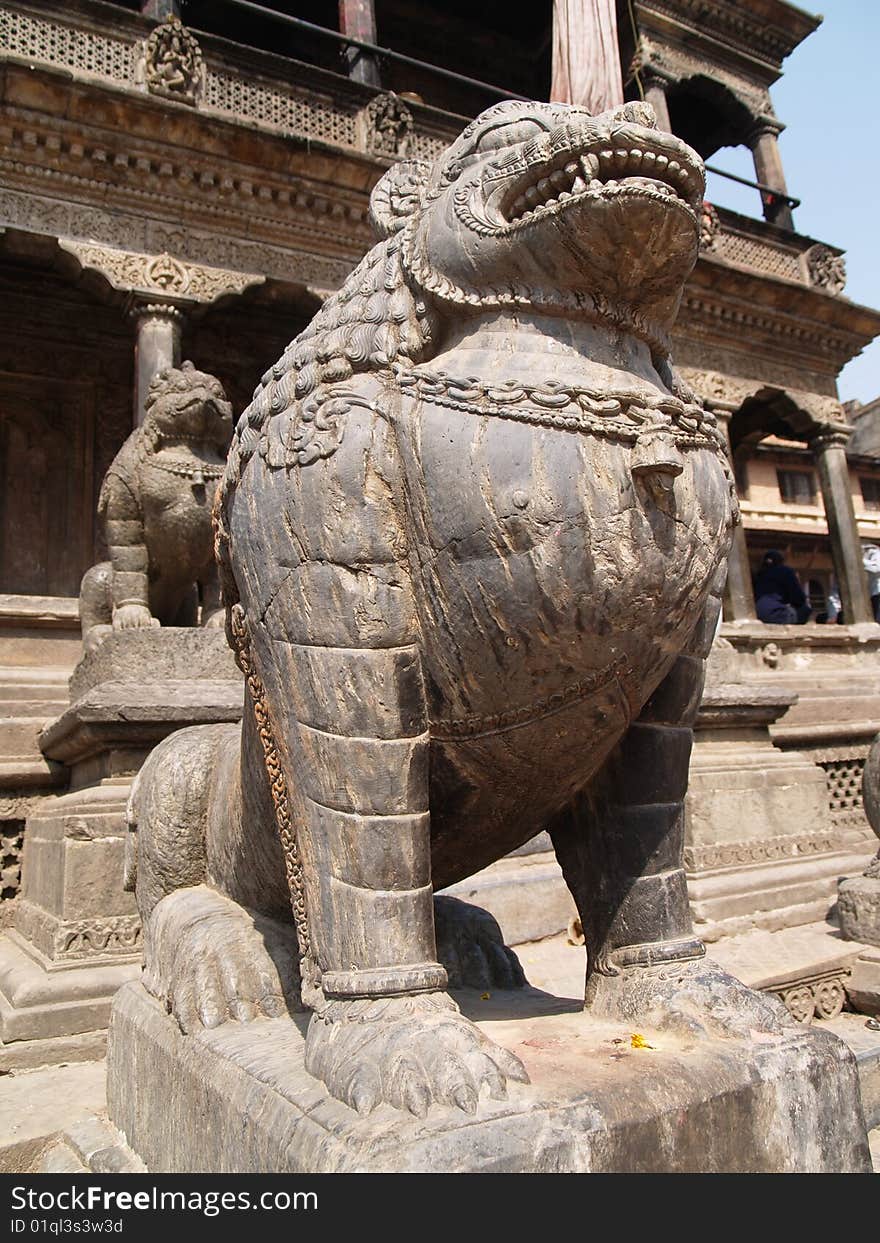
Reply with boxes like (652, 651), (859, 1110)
(685, 681), (849, 941)
(838, 867), (880, 1015)
(106, 980), (871, 1172)
(0, 628), (242, 1069)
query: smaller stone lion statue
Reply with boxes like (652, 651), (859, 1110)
(79, 361), (233, 652)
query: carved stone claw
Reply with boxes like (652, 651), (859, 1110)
(113, 603), (159, 631)
(433, 895), (527, 991)
(586, 959), (798, 1041)
(143, 886), (302, 1033)
(304, 992), (530, 1118)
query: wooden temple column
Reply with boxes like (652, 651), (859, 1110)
(716, 412), (756, 621)
(338, 0), (381, 88)
(749, 122), (794, 230)
(811, 428), (874, 624)
(640, 68), (672, 133)
(130, 301), (184, 427)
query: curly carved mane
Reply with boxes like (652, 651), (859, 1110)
(215, 213), (440, 619)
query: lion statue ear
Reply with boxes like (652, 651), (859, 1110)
(369, 159), (431, 239)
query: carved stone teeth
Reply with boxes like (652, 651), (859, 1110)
(565, 160), (580, 177)
(545, 197), (558, 209)
(589, 178), (603, 191)
(599, 151), (612, 164)
(570, 174), (587, 194)
(551, 170), (568, 189)
(629, 149), (643, 168)
(667, 160), (680, 178)
(642, 151), (656, 169)
(655, 154), (668, 170)
(537, 177), (552, 198)
(605, 179), (617, 190)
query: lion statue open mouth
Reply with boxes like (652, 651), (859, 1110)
(126, 100), (792, 1121)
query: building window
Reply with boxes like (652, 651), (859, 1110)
(777, 469), (817, 505)
(860, 477), (880, 511)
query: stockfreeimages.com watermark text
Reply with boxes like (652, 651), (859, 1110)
(10, 1185), (317, 1221)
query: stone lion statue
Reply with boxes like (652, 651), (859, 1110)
(79, 361), (233, 652)
(127, 100), (793, 1121)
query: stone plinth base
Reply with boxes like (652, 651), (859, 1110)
(0, 629), (243, 1069)
(107, 981), (870, 1173)
(847, 947), (880, 1017)
(839, 874), (880, 946)
(0, 931), (139, 1070)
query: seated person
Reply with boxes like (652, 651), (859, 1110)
(754, 550), (810, 624)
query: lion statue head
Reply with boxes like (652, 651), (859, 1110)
(142, 360), (233, 455)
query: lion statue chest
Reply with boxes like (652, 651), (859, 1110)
(138, 450), (225, 581)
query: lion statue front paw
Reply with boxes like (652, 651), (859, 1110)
(143, 886), (302, 1033)
(304, 991), (529, 1118)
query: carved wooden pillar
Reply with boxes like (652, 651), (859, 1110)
(339, 0), (381, 88)
(131, 302), (183, 427)
(749, 123), (794, 230)
(716, 413), (756, 620)
(811, 429), (874, 624)
(641, 69), (672, 134)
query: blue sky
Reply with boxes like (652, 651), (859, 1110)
(702, 0), (880, 403)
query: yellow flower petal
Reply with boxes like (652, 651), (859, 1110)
(630, 1032), (654, 1049)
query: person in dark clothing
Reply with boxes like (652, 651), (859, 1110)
(753, 550), (810, 624)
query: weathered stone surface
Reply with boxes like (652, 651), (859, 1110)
(839, 877), (880, 947)
(838, 730), (880, 956)
(0, 1058), (107, 1173)
(78, 362), (232, 653)
(69, 624), (240, 700)
(442, 851), (578, 947)
(0, 628), (243, 1069)
(847, 947), (880, 1017)
(107, 981), (871, 1172)
(121, 101), (841, 1142)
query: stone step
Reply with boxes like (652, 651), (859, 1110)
(0, 1058), (106, 1173)
(0, 718), (50, 754)
(0, 757), (65, 790)
(0, 699), (66, 718)
(32, 1114), (145, 1174)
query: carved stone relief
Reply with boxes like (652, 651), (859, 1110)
(700, 201), (720, 251)
(141, 15), (204, 106)
(360, 92), (414, 158)
(806, 244), (847, 296)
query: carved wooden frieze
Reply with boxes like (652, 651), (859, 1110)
(59, 241), (264, 305)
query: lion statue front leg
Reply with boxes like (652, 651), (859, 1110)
(215, 403), (528, 1116)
